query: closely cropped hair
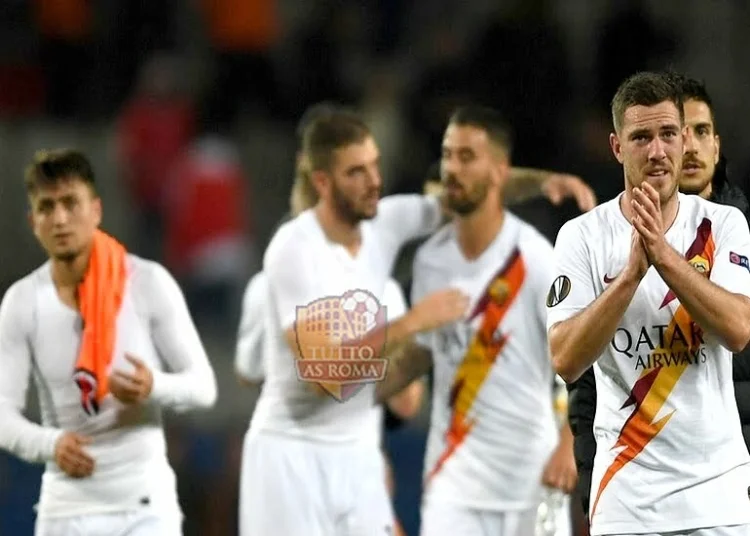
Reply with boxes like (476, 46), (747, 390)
(25, 149), (97, 195)
(611, 71), (684, 133)
(448, 106), (513, 158)
(302, 111), (371, 172)
(667, 72), (716, 127)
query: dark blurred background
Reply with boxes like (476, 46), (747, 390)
(0, 1), (749, 534)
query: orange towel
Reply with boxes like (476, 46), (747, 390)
(73, 230), (127, 416)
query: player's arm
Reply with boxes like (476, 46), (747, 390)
(548, 222), (644, 383)
(0, 282), (65, 463)
(651, 208), (750, 352)
(146, 264), (218, 411)
(375, 340), (433, 404)
(235, 273), (268, 387)
(375, 194), (445, 245)
(506, 168), (597, 212)
(385, 378), (425, 419)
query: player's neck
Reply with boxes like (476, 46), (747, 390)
(455, 203), (505, 261)
(314, 203), (362, 255)
(51, 247), (91, 290)
(699, 181), (713, 199)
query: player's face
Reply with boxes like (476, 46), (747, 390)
(610, 100), (682, 204)
(29, 177), (102, 262)
(440, 124), (503, 216)
(327, 136), (382, 224)
(680, 99), (720, 196)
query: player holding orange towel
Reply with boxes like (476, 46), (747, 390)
(0, 149), (217, 535)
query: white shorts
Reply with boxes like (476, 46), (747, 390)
(610, 526), (750, 536)
(420, 499), (536, 536)
(35, 509), (182, 536)
(239, 431), (394, 536)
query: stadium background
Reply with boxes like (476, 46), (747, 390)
(0, 1), (749, 534)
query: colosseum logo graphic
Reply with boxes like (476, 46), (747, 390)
(294, 289), (388, 402)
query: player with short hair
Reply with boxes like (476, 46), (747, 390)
(549, 71), (750, 535)
(378, 105), (577, 536)
(240, 109), (469, 536)
(0, 149), (217, 535)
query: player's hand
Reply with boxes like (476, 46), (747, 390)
(542, 442), (578, 494)
(541, 174), (597, 212)
(631, 183), (669, 265)
(409, 288), (469, 333)
(109, 354), (154, 405)
(624, 226), (650, 281)
(54, 432), (95, 478)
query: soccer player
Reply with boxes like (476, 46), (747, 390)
(240, 110), (469, 536)
(565, 74), (750, 521)
(377, 106), (577, 536)
(0, 149), (217, 535)
(548, 71), (750, 535)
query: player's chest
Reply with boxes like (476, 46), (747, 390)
(29, 296), (159, 386)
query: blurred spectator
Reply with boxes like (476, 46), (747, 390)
(0, 1), (44, 119)
(163, 132), (255, 328)
(32, 0), (93, 118)
(198, 0), (282, 125)
(594, 0), (677, 113)
(115, 53), (197, 261)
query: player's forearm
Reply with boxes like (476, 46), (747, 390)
(375, 340), (432, 404)
(550, 274), (641, 383)
(505, 167), (548, 204)
(150, 360), (218, 411)
(655, 246), (750, 352)
(0, 407), (63, 464)
(386, 379), (424, 419)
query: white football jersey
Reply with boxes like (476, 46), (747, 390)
(413, 212), (558, 511)
(250, 195), (441, 443)
(547, 193), (750, 535)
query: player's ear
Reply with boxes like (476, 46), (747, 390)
(609, 132), (623, 164)
(310, 170), (329, 199)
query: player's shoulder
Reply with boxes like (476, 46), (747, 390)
(555, 195), (622, 242)
(511, 212), (553, 250)
(2, 264), (47, 307)
(126, 255), (180, 295)
(683, 192), (747, 228)
(264, 210), (319, 268)
(413, 222), (453, 270)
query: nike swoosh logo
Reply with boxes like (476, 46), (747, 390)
(604, 274), (617, 283)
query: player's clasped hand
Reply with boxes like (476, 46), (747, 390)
(109, 354), (154, 405)
(631, 182), (668, 264)
(54, 432), (95, 478)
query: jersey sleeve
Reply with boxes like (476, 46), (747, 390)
(546, 218), (597, 329)
(235, 272), (269, 382)
(145, 263), (218, 411)
(383, 279), (408, 321)
(375, 194), (443, 246)
(263, 232), (324, 330)
(0, 280), (64, 463)
(710, 207), (750, 298)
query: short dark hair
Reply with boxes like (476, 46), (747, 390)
(611, 71), (684, 133)
(302, 110), (371, 172)
(667, 73), (717, 127)
(448, 106), (513, 157)
(24, 149), (97, 195)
